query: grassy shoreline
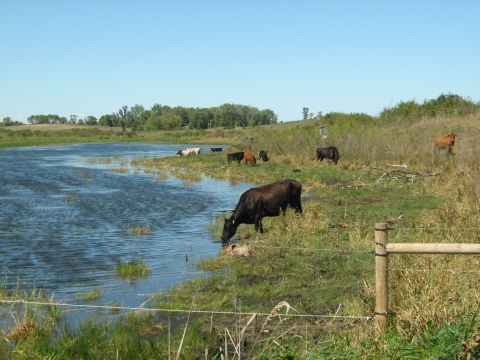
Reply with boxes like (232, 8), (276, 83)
(1, 117), (480, 359)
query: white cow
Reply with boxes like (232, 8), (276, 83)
(176, 147), (201, 156)
(176, 148), (192, 156)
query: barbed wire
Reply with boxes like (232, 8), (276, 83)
(0, 299), (374, 321)
(239, 244), (371, 253)
(379, 268), (480, 273)
(0, 230), (374, 254)
(2, 225), (479, 237)
(392, 227), (480, 231)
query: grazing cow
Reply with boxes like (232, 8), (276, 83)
(227, 152), (245, 163)
(259, 150), (269, 162)
(191, 147), (201, 155)
(221, 179), (303, 241)
(211, 148), (223, 152)
(313, 147), (340, 164)
(244, 151), (256, 166)
(433, 133), (456, 154)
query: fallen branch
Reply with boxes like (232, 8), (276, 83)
(386, 163), (408, 168)
(343, 161), (440, 188)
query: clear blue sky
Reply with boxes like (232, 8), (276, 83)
(1, 0), (479, 123)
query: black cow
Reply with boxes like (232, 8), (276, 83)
(259, 150), (269, 162)
(221, 179), (302, 241)
(314, 147), (340, 164)
(227, 152), (244, 163)
(211, 148), (223, 152)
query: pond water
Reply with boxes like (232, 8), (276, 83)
(0, 142), (247, 314)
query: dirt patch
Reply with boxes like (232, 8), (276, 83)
(6, 124), (122, 132)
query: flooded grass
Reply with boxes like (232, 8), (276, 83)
(87, 156), (113, 164)
(0, 278), (51, 303)
(73, 171), (95, 183)
(115, 257), (151, 278)
(63, 194), (78, 202)
(129, 224), (153, 235)
(109, 168), (129, 173)
(76, 287), (101, 301)
(153, 171), (170, 180)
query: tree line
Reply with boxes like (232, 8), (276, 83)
(2, 103), (278, 130)
(378, 93), (480, 123)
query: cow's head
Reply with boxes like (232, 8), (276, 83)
(221, 217), (238, 242)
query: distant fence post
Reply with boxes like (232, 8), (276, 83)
(375, 223), (389, 334)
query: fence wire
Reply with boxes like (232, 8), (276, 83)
(1, 226), (478, 326)
(0, 299), (374, 321)
(392, 227), (480, 231)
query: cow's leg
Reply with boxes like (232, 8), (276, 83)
(254, 215), (264, 233)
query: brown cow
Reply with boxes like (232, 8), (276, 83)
(434, 133), (456, 154)
(244, 151), (256, 166)
(313, 147), (340, 164)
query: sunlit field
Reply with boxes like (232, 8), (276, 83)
(1, 97), (480, 359)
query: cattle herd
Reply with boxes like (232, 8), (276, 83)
(175, 146), (342, 166)
(175, 132), (456, 241)
(173, 144), (338, 241)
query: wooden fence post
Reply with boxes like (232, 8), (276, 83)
(375, 222), (389, 334)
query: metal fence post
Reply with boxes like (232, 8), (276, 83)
(375, 222), (389, 334)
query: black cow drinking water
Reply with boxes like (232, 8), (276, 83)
(227, 152), (245, 163)
(313, 147), (340, 164)
(259, 150), (269, 162)
(221, 179), (303, 241)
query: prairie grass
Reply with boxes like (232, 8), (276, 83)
(1, 109), (480, 359)
(135, 111), (480, 357)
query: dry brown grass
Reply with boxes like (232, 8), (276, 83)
(6, 311), (40, 343)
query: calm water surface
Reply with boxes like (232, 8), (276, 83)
(0, 142), (246, 311)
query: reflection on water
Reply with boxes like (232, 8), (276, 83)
(0, 143), (245, 311)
